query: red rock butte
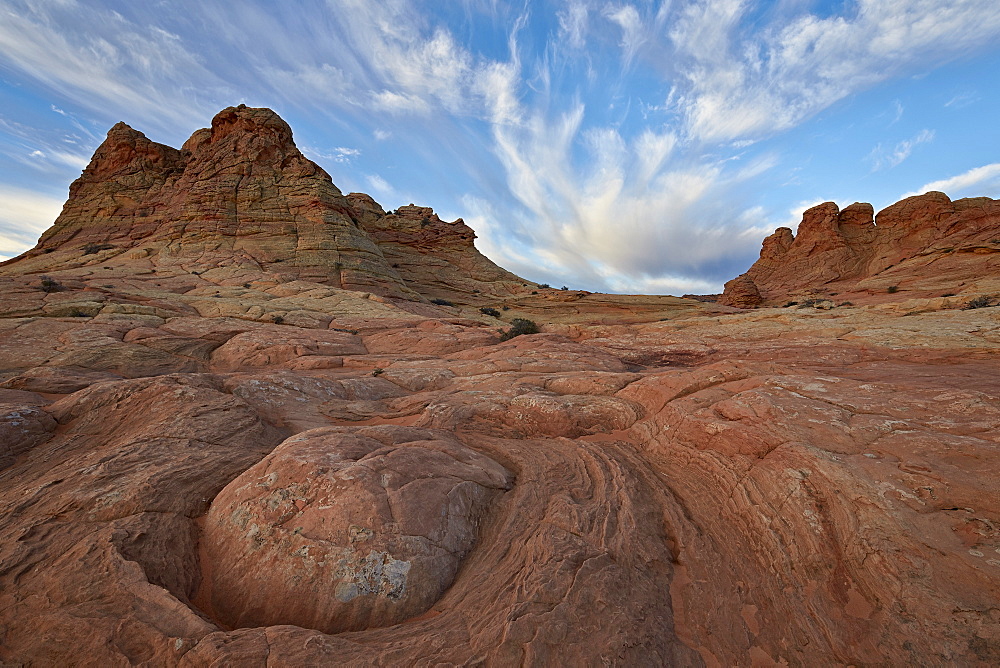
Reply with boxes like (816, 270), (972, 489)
(0, 106), (998, 666)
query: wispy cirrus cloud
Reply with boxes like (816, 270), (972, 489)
(0, 185), (64, 259)
(667, 0), (1000, 143)
(0, 0), (999, 293)
(901, 163), (1000, 200)
(867, 129), (935, 171)
(0, 1), (224, 132)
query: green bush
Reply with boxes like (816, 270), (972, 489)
(430, 298), (454, 307)
(479, 307), (501, 318)
(887, 285), (899, 294)
(500, 318), (539, 341)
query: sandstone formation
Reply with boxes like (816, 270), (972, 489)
(3, 105), (528, 305)
(0, 108), (998, 665)
(721, 193), (1000, 307)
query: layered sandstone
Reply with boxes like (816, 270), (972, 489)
(721, 193), (1000, 306)
(2, 106), (528, 305)
(0, 109), (998, 666)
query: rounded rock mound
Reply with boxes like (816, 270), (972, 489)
(198, 425), (512, 633)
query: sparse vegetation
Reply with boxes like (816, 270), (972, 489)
(39, 276), (63, 293)
(965, 295), (992, 309)
(941, 293), (956, 297)
(479, 307), (501, 318)
(430, 298), (454, 307)
(69, 309), (87, 317)
(798, 298), (823, 308)
(783, 301), (799, 307)
(560, 286), (568, 290)
(272, 315), (284, 324)
(331, 327), (359, 335)
(82, 243), (114, 255)
(501, 305), (510, 311)
(887, 285), (899, 294)
(538, 283), (551, 289)
(500, 318), (539, 341)
(371, 367), (384, 376)
(838, 301), (854, 307)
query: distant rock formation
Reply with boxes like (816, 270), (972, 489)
(721, 192), (1000, 306)
(2, 105), (523, 303)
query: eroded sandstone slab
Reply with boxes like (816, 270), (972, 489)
(199, 426), (512, 633)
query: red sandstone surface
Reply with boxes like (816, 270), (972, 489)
(0, 107), (998, 666)
(721, 194), (1000, 307)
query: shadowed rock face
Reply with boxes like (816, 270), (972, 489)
(721, 193), (1000, 307)
(0, 108), (998, 666)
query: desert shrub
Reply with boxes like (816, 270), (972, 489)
(965, 295), (992, 309)
(941, 293), (956, 297)
(501, 305), (510, 311)
(430, 298), (454, 307)
(272, 315), (284, 324)
(39, 276), (63, 293)
(500, 318), (539, 341)
(479, 307), (501, 318)
(798, 298), (822, 308)
(82, 243), (114, 255)
(560, 286), (568, 290)
(838, 301), (854, 307)
(887, 285), (899, 294)
(69, 309), (87, 317)
(783, 301), (798, 307)
(371, 367), (384, 376)
(538, 283), (551, 289)
(331, 327), (359, 335)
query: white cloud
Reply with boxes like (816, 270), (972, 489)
(867, 128), (935, 170)
(302, 145), (361, 164)
(0, 2), (222, 131)
(0, 185), (63, 258)
(901, 163), (1000, 199)
(366, 174), (396, 198)
(668, 0), (1000, 143)
(558, 0), (590, 49)
(604, 4), (645, 65)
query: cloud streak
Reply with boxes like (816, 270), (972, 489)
(0, 1), (999, 293)
(901, 163), (1000, 200)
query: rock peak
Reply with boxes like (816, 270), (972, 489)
(2, 105), (526, 303)
(721, 190), (1000, 306)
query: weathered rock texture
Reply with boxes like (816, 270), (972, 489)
(2, 105), (527, 305)
(721, 193), (1000, 307)
(0, 108), (998, 666)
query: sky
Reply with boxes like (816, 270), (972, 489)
(1, 0), (1000, 294)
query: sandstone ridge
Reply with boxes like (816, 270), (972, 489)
(2, 105), (523, 303)
(721, 192), (1000, 307)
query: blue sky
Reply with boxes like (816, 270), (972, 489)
(2, 0), (999, 294)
